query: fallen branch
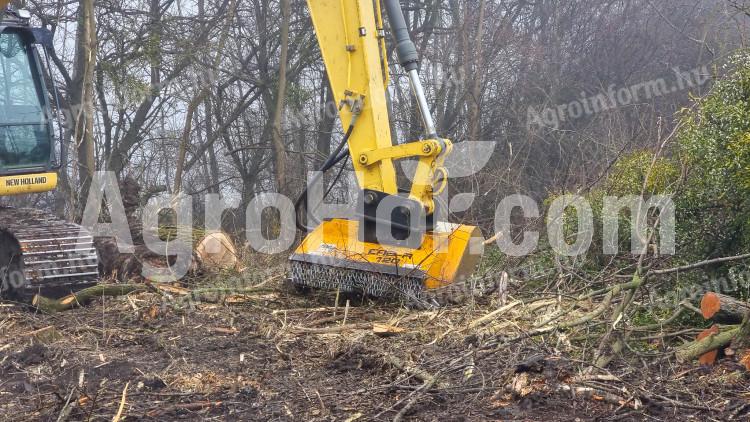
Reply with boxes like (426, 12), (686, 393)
(557, 384), (640, 409)
(467, 300), (521, 330)
(651, 253), (750, 276)
(179, 287), (277, 305)
(290, 323), (371, 334)
(306, 315), (345, 327)
(393, 372), (441, 422)
(629, 301), (690, 332)
(378, 350), (444, 387)
(272, 307), (351, 314)
(675, 327), (739, 362)
(32, 284), (146, 313)
(20, 326), (54, 337)
(145, 401), (223, 418)
(112, 382), (130, 422)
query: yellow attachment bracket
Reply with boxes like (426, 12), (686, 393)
(357, 138), (453, 214)
(339, 90), (365, 115)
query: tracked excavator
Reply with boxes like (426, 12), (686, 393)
(290, 0), (485, 306)
(0, 7), (99, 299)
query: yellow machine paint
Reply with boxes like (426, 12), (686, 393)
(291, 0), (485, 304)
(305, 0), (398, 194)
(305, 0), (450, 212)
(0, 172), (58, 196)
(293, 219), (484, 290)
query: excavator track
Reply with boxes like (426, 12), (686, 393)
(0, 207), (99, 299)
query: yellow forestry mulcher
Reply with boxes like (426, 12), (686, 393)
(290, 0), (485, 306)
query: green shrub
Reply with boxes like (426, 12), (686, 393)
(676, 53), (750, 258)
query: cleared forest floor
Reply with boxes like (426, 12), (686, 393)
(1, 275), (748, 421)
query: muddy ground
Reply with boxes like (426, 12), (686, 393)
(1, 278), (749, 421)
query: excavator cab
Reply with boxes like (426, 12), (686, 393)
(0, 8), (59, 183)
(0, 8), (98, 300)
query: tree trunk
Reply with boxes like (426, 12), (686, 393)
(272, 0), (291, 196)
(173, 0), (236, 194)
(466, 0), (486, 143)
(73, 0), (97, 216)
(173, 97), (201, 194)
(205, 99), (221, 193)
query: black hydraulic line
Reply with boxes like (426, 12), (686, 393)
(325, 153), (349, 199)
(295, 122), (355, 232)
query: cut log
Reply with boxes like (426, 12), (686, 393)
(700, 292), (750, 323)
(32, 284), (146, 313)
(741, 352), (750, 371)
(195, 231), (238, 271)
(696, 325), (720, 365)
(700, 293), (721, 319)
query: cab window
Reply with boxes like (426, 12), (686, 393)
(0, 30), (51, 172)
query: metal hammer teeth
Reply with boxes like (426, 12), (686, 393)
(289, 261), (470, 308)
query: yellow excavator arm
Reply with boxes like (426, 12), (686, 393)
(305, 0), (449, 214)
(291, 0), (484, 306)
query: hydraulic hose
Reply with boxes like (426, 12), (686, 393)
(295, 121), (356, 232)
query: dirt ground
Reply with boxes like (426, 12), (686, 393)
(1, 277), (749, 421)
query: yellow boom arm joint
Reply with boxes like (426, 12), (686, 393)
(357, 139), (442, 166)
(358, 139), (453, 214)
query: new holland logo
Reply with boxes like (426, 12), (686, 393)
(5, 176), (48, 187)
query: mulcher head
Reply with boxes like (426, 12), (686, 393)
(289, 219), (484, 306)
